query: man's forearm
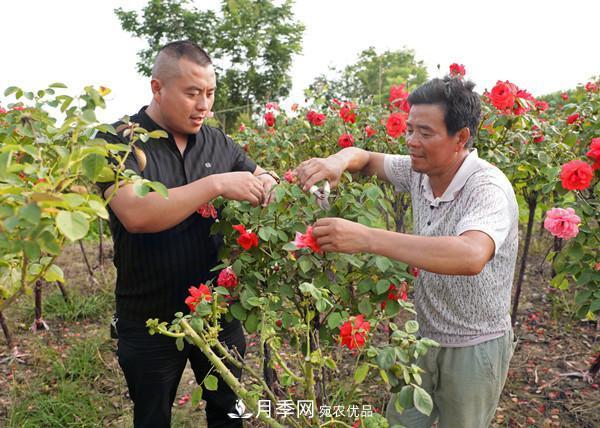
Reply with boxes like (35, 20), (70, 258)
(329, 148), (383, 178)
(107, 175), (222, 233)
(364, 227), (490, 276)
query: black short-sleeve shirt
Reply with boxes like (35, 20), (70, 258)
(97, 107), (256, 322)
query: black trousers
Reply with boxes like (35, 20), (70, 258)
(115, 317), (246, 428)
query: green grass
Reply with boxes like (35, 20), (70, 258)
(7, 335), (122, 428)
(44, 289), (113, 322)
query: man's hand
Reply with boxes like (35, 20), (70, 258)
(295, 155), (346, 192)
(256, 174), (278, 207)
(218, 171), (265, 206)
(312, 217), (370, 254)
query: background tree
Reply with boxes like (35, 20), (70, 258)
(309, 47), (428, 103)
(115, 0), (304, 131)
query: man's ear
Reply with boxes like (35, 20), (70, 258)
(150, 79), (162, 103)
(456, 127), (470, 150)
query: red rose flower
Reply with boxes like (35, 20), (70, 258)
(389, 84), (409, 109)
(386, 112), (407, 138)
(284, 169), (296, 183)
(12, 105), (25, 111)
(586, 138), (600, 170)
(535, 100), (549, 112)
(232, 224), (259, 250)
(338, 133), (355, 148)
(339, 102), (357, 124)
(566, 113), (580, 124)
(292, 226), (321, 253)
(238, 123), (246, 132)
(197, 203), (218, 219)
(560, 92), (569, 101)
(339, 315), (371, 350)
(585, 82), (598, 92)
(264, 112), (276, 127)
(0, 107), (6, 114)
(185, 284), (212, 312)
(365, 125), (377, 137)
(449, 63), (466, 77)
(217, 267), (238, 289)
(559, 160), (594, 191)
(489, 81), (517, 111)
(306, 110), (326, 126)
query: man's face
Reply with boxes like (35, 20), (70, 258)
(155, 59), (216, 138)
(405, 104), (463, 176)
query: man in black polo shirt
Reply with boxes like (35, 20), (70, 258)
(98, 41), (278, 427)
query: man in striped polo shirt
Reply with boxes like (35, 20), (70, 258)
(98, 41), (278, 427)
(295, 77), (518, 427)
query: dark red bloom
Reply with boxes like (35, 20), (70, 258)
(217, 267), (238, 289)
(585, 82), (598, 92)
(197, 203), (218, 219)
(489, 81), (517, 111)
(293, 226), (321, 253)
(560, 160), (594, 191)
(365, 125), (377, 137)
(338, 133), (355, 148)
(535, 100), (549, 112)
(566, 113), (580, 124)
(185, 284), (212, 312)
(389, 83), (409, 108)
(386, 112), (407, 138)
(560, 92), (569, 101)
(339, 102), (357, 124)
(232, 224), (259, 250)
(264, 112), (276, 127)
(306, 110), (326, 126)
(449, 63), (466, 77)
(586, 138), (600, 170)
(339, 315), (371, 350)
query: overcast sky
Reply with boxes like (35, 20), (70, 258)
(1, 0), (598, 123)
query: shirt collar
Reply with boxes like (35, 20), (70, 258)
(421, 149), (482, 206)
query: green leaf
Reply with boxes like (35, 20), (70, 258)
(298, 255), (312, 273)
(282, 242), (297, 251)
(44, 264), (65, 283)
(81, 109), (97, 123)
(405, 320), (419, 334)
(245, 310), (259, 333)
(377, 347), (396, 370)
(396, 385), (414, 412)
(376, 279), (390, 295)
(148, 181), (168, 198)
(204, 374), (218, 391)
(375, 256), (392, 273)
(88, 200), (109, 220)
(175, 337), (184, 351)
(413, 385), (433, 416)
(327, 312), (343, 329)
(358, 299), (372, 316)
(83, 154), (107, 181)
(4, 86), (20, 96)
(385, 300), (400, 317)
(191, 386), (203, 406)
(20, 203), (41, 225)
(23, 241), (41, 260)
(56, 211), (90, 241)
(354, 363), (369, 384)
(229, 302), (247, 321)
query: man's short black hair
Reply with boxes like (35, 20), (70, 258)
(408, 77), (481, 148)
(152, 41), (212, 81)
